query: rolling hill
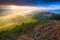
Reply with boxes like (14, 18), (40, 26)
(0, 11), (60, 40)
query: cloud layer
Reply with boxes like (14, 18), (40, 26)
(0, 5), (60, 12)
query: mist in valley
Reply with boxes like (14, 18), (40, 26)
(0, 5), (60, 40)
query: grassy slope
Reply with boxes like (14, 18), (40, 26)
(0, 17), (38, 31)
(0, 17), (38, 40)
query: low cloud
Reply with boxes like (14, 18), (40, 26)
(0, 5), (60, 12)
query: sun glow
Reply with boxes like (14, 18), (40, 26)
(0, 5), (60, 11)
(10, 5), (16, 9)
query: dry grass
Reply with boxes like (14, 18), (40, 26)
(17, 20), (60, 40)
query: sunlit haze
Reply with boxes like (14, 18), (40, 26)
(0, 5), (60, 20)
(0, 5), (60, 11)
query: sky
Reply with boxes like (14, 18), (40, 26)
(0, 0), (60, 12)
(0, 0), (60, 6)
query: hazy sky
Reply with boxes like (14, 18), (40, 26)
(0, 0), (60, 12)
(0, 0), (60, 6)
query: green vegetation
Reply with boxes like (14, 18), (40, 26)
(0, 16), (38, 40)
(0, 22), (38, 40)
(0, 11), (60, 40)
(49, 15), (60, 20)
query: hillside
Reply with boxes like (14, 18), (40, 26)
(0, 11), (35, 27)
(17, 20), (60, 40)
(0, 11), (60, 40)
